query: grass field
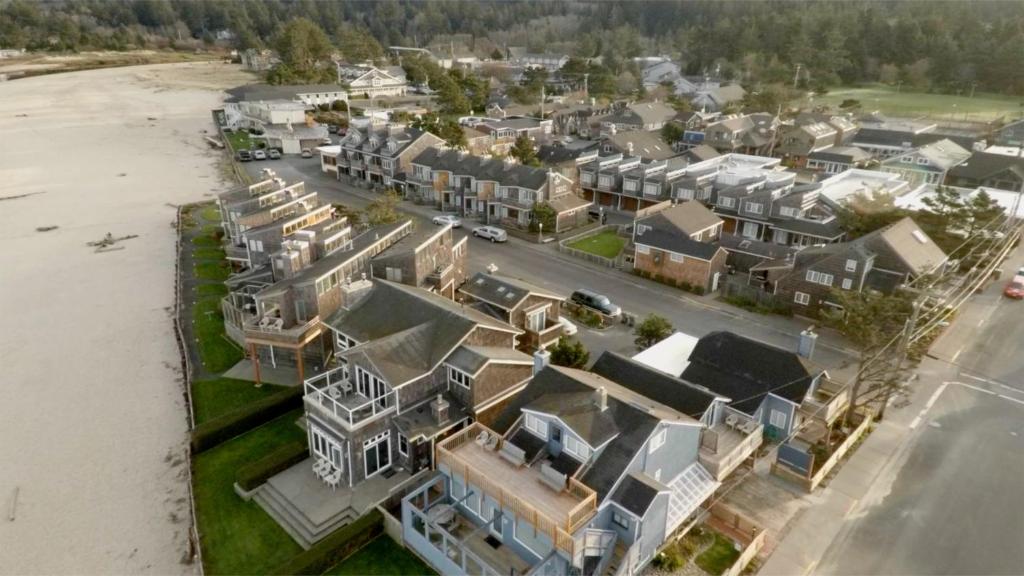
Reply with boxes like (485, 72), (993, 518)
(324, 536), (436, 576)
(194, 410), (306, 575)
(801, 85), (1024, 121)
(224, 130), (253, 152)
(568, 229), (626, 259)
(191, 378), (288, 424)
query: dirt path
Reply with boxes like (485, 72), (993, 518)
(0, 62), (251, 574)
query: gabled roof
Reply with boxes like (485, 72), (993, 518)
(611, 473), (665, 517)
(605, 130), (678, 161)
(492, 365), (696, 500)
(948, 151), (1024, 182)
(591, 352), (722, 419)
(642, 201), (722, 236)
(681, 331), (820, 414)
(682, 144), (720, 163)
(626, 101), (676, 126)
(718, 233), (799, 260)
(327, 281), (519, 386)
(872, 216), (948, 275)
(412, 148), (550, 190)
(886, 138), (970, 170)
(460, 272), (564, 311)
(808, 145), (872, 164)
(634, 205), (724, 261)
(446, 345), (533, 376)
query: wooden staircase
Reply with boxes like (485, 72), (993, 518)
(602, 541), (627, 576)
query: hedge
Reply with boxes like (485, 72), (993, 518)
(272, 509), (384, 575)
(237, 441), (309, 491)
(191, 385), (304, 453)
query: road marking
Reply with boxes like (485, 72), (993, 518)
(956, 381), (997, 396)
(803, 560), (819, 576)
(997, 394), (1024, 407)
(951, 348), (963, 363)
(978, 316), (987, 327)
(909, 415), (922, 430)
(927, 383), (951, 410)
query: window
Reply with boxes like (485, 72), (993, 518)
(670, 252), (684, 263)
(448, 366), (472, 389)
(741, 221), (759, 239)
(794, 292), (811, 305)
(527, 308), (547, 332)
(677, 188), (694, 200)
(398, 433), (409, 457)
(842, 278), (853, 290)
(718, 197), (736, 209)
(363, 431), (391, 478)
(779, 206), (799, 217)
(745, 202), (764, 215)
(636, 244), (650, 255)
(916, 157), (928, 165)
(563, 435), (590, 459)
(644, 183), (661, 196)
(820, 273), (834, 287)
(624, 179), (638, 192)
(598, 175), (613, 188)
(611, 510), (630, 530)
(805, 270), (833, 287)
(845, 259), (857, 272)
(582, 172), (595, 185)
(385, 266), (403, 282)
(648, 428), (666, 454)
(525, 413), (548, 438)
(769, 409), (787, 430)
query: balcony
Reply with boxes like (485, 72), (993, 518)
(243, 312), (321, 345)
(522, 317), (563, 351)
(436, 423), (597, 558)
(699, 408), (764, 481)
(303, 366), (397, 431)
(224, 243), (249, 262)
(800, 378), (850, 425)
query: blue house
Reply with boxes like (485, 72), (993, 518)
(401, 353), (728, 575)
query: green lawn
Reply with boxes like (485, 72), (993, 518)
(194, 410), (307, 575)
(695, 532), (741, 576)
(192, 297), (244, 372)
(324, 536), (436, 576)
(800, 84), (1024, 121)
(201, 205), (222, 223)
(225, 130), (253, 152)
(195, 260), (231, 281)
(192, 234), (220, 248)
(192, 378), (288, 424)
(196, 283), (228, 298)
(568, 230), (626, 259)
(194, 247), (227, 261)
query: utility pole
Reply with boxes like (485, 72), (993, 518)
(878, 299), (921, 421)
(793, 63), (802, 89)
(540, 84), (546, 118)
(583, 73), (589, 100)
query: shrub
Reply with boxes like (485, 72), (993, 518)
(652, 547), (685, 571)
(679, 280), (693, 292)
(654, 273), (665, 284)
(331, 99), (348, 111)
(271, 509), (383, 575)
(236, 441), (309, 491)
(190, 385), (304, 453)
(692, 285), (705, 296)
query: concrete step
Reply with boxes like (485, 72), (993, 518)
(254, 482), (358, 549)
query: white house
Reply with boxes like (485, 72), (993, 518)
(337, 64), (408, 99)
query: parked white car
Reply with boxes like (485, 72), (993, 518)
(558, 316), (578, 336)
(472, 226), (508, 242)
(432, 214), (462, 228)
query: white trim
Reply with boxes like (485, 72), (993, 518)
(362, 430), (392, 479)
(524, 413), (548, 438)
(447, 365), (473, 389)
(648, 428), (666, 454)
(794, 291), (811, 305)
(512, 520), (545, 560)
(397, 433), (409, 457)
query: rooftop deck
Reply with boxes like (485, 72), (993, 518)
(436, 423), (597, 556)
(698, 412), (763, 481)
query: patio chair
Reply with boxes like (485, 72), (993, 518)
(475, 431), (490, 446)
(327, 386), (342, 400)
(725, 414), (739, 429)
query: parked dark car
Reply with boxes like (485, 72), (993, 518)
(570, 289), (621, 317)
(327, 124), (339, 134)
(237, 149), (252, 162)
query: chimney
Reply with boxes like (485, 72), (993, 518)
(609, 124), (617, 136)
(626, 141), (634, 156)
(798, 327), (818, 359)
(533, 348), (550, 376)
(594, 387), (607, 411)
(340, 274), (373, 309)
(430, 394), (450, 424)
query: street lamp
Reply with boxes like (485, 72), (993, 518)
(538, 221), (543, 243)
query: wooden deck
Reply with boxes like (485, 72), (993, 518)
(455, 440), (581, 528)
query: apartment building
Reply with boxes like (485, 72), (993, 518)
(319, 124), (444, 188)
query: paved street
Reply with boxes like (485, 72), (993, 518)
(239, 153), (859, 375)
(764, 256), (1024, 576)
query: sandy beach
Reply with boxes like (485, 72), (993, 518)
(0, 62), (252, 574)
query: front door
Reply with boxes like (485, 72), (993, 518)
(363, 431), (391, 478)
(484, 499), (502, 540)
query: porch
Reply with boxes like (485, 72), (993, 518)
(521, 317), (564, 352)
(699, 409), (764, 481)
(253, 456), (417, 549)
(799, 378), (850, 425)
(303, 365), (397, 431)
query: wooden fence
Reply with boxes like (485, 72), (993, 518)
(557, 224), (626, 268)
(704, 502), (766, 576)
(807, 412), (872, 491)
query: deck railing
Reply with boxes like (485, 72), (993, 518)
(303, 367), (396, 431)
(436, 423), (598, 558)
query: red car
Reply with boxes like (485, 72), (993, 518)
(1004, 276), (1024, 299)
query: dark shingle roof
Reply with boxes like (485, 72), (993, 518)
(491, 366), (666, 500)
(768, 215), (845, 240)
(460, 272), (563, 311)
(412, 148), (549, 190)
(611, 473), (664, 517)
(681, 332), (820, 414)
(591, 352), (721, 419)
(948, 151), (1024, 182)
(634, 212), (723, 260)
(718, 233), (799, 259)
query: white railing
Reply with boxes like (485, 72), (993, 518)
(246, 314), (320, 338)
(700, 407), (764, 480)
(303, 368), (396, 430)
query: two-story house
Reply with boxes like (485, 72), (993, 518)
(775, 122), (838, 168)
(880, 139), (971, 186)
(368, 222), (468, 299)
(459, 272), (566, 351)
(320, 124), (444, 188)
(703, 113), (778, 155)
(579, 154), (691, 212)
(632, 201), (728, 292)
(470, 116), (555, 154)
(336, 64), (408, 99)
(601, 101), (677, 133)
(401, 354), (722, 576)
(401, 148), (590, 232)
(994, 118), (1024, 147)
(766, 217), (948, 316)
(806, 146), (873, 175)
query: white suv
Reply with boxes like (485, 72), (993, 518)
(472, 226), (508, 243)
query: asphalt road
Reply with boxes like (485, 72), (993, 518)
(240, 153), (858, 375)
(817, 284), (1024, 576)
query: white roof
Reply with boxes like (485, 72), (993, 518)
(317, 145), (341, 155)
(817, 168), (910, 204)
(896, 185), (1024, 219)
(631, 331), (699, 377)
(984, 145), (1024, 157)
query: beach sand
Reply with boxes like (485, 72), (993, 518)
(0, 62), (253, 574)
